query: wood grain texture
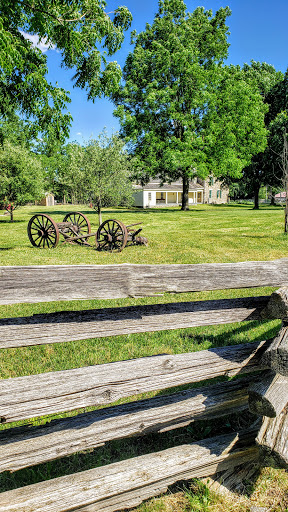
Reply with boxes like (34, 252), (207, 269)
(261, 325), (288, 376)
(0, 430), (259, 512)
(0, 296), (269, 349)
(248, 372), (288, 417)
(1, 259), (287, 304)
(0, 378), (250, 473)
(257, 408), (288, 467)
(0, 340), (270, 424)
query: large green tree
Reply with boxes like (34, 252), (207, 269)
(113, 0), (268, 210)
(0, 0), (132, 141)
(0, 140), (44, 220)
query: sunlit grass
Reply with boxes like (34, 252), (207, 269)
(0, 202), (287, 266)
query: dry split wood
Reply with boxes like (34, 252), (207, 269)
(0, 340), (270, 424)
(0, 296), (269, 349)
(1, 259), (288, 304)
(0, 430), (259, 512)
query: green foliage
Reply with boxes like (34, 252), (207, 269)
(208, 64), (268, 178)
(0, 114), (32, 148)
(0, 140), (44, 208)
(0, 26), (72, 144)
(113, 1), (267, 209)
(240, 63), (286, 208)
(57, 131), (134, 219)
(0, 0), (132, 142)
(243, 60), (284, 100)
(83, 132), (134, 209)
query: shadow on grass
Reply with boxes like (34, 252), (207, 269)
(0, 219), (24, 224)
(37, 208), (209, 216)
(180, 319), (279, 348)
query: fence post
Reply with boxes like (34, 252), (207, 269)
(248, 287), (288, 467)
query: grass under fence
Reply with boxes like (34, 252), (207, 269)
(0, 203), (287, 511)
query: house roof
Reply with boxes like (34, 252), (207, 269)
(133, 180), (204, 191)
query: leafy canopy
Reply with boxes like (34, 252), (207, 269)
(0, 0), (132, 142)
(239, 62), (285, 208)
(0, 140), (44, 206)
(58, 131), (133, 221)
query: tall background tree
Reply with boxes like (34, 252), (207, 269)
(240, 61), (284, 209)
(113, 0), (268, 210)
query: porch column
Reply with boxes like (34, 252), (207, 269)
(165, 192), (167, 204)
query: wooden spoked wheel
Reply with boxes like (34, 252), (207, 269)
(62, 212), (91, 242)
(27, 214), (60, 248)
(96, 219), (128, 252)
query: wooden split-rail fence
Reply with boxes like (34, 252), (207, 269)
(0, 259), (288, 511)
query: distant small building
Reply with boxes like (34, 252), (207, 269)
(38, 193), (55, 207)
(275, 191), (286, 202)
(133, 177), (229, 208)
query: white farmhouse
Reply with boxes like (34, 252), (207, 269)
(133, 177), (229, 208)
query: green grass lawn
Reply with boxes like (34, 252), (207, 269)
(0, 203), (287, 511)
(0, 202), (288, 266)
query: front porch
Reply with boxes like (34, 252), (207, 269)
(156, 190), (203, 205)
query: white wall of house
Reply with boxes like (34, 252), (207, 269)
(144, 190), (156, 207)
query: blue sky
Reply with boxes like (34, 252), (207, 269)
(43, 0), (288, 143)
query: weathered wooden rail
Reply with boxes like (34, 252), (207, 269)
(0, 259), (288, 511)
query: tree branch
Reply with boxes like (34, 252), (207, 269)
(20, 1), (103, 25)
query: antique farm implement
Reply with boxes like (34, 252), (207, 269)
(27, 212), (147, 252)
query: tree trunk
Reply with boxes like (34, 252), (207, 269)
(181, 173), (189, 211)
(285, 186), (288, 234)
(97, 197), (102, 226)
(6, 207), (14, 222)
(253, 184), (260, 210)
(270, 189), (276, 206)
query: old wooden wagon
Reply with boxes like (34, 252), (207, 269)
(27, 212), (147, 251)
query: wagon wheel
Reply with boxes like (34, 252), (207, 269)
(96, 219), (128, 252)
(62, 211), (91, 243)
(27, 214), (59, 248)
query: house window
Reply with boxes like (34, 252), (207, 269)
(209, 176), (214, 186)
(209, 190), (212, 199)
(148, 192), (152, 200)
(216, 190), (222, 199)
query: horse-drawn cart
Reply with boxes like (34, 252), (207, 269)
(27, 212), (147, 252)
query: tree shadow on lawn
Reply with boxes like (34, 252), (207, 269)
(0, 219), (24, 224)
(179, 319), (279, 349)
